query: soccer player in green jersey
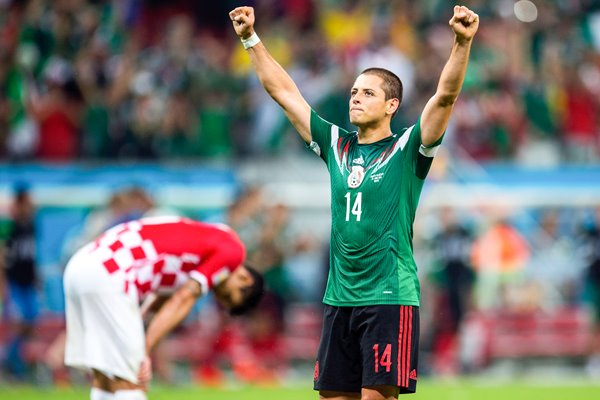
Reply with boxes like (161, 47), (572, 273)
(230, 5), (478, 399)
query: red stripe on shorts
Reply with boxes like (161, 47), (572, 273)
(403, 306), (410, 386)
(398, 306), (414, 388)
(405, 307), (413, 387)
(397, 306), (404, 386)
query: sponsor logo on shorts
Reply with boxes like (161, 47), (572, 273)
(409, 369), (417, 380)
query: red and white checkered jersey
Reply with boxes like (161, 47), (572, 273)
(87, 216), (245, 300)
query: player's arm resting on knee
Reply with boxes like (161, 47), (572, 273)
(420, 5), (479, 146)
(229, 6), (312, 144)
(144, 279), (202, 354)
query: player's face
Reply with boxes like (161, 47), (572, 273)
(213, 266), (254, 310)
(349, 74), (391, 126)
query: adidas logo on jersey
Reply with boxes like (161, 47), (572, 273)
(352, 155), (364, 165)
(409, 369), (417, 380)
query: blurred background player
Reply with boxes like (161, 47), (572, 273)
(425, 207), (475, 375)
(0, 185), (38, 380)
(63, 216), (264, 400)
(230, 4), (478, 399)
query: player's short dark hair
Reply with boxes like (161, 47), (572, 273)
(360, 67), (403, 117)
(229, 266), (264, 316)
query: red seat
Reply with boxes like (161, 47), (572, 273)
(22, 315), (66, 364)
(283, 304), (322, 361)
(478, 307), (593, 362)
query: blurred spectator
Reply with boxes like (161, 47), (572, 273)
(123, 186), (179, 219)
(75, 191), (131, 245)
(25, 59), (85, 160)
(246, 202), (292, 354)
(426, 208), (475, 375)
(121, 70), (164, 159)
(355, 13), (415, 103)
(0, 51), (14, 158)
(0, 0), (599, 164)
(226, 186), (266, 251)
(471, 217), (530, 310)
(561, 68), (600, 163)
(284, 232), (326, 303)
(0, 185), (38, 380)
(160, 82), (199, 158)
(527, 208), (578, 305)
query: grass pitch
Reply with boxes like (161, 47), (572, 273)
(1, 380), (599, 400)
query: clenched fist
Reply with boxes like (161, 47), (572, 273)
(449, 5), (479, 43)
(229, 6), (256, 40)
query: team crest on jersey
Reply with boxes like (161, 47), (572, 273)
(347, 165), (365, 188)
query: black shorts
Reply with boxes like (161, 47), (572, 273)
(313, 304), (419, 394)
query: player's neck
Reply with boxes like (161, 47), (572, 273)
(357, 122), (393, 144)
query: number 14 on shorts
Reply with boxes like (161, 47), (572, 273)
(373, 343), (392, 373)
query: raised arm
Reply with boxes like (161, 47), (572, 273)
(420, 5), (479, 146)
(229, 6), (312, 144)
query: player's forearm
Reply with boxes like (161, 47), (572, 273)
(144, 290), (195, 354)
(140, 293), (170, 321)
(247, 41), (303, 107)
(434, 38), (473, 106)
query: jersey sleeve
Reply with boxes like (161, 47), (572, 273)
(307, 109), (334, 163)
(404, 116), (444, 180)
(188, 239), (245, 295)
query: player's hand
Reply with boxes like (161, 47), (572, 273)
(229, 6), (255, 40)
(449, 5), (479, 43)
(137, 355), (152, 388)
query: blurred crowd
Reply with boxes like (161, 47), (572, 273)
(0, 0), (600, 163)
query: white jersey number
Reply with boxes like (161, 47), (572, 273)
(344, 192), (362, 222)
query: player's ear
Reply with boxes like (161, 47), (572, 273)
(387, 98), (399, 115)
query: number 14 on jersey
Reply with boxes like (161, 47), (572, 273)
(344, 192), (362, 222)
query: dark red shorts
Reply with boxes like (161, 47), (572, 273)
(313, 304), (419, 394)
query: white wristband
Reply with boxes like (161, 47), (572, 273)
(241, 32), (260, 50)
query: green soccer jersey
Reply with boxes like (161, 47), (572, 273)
(309, 109), (442, 306)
